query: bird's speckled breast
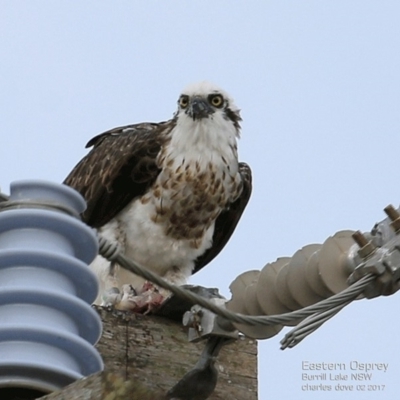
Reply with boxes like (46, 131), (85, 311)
(139, 148), (242, 248)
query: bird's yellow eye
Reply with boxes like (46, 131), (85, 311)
(209, 94), (224, 108)
(179, 95), (189, 108)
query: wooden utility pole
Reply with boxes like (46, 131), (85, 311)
(41, 307), (258, 399)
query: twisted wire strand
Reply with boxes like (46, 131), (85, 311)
(278, 275), (374, 347)
(98, 234), (374, 329)
(280, 301), (352, 349)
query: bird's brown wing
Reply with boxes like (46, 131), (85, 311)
(64, 121), (175, 228)
(193, 162), (252, 273)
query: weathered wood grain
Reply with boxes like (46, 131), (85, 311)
(40, 307), (257, 399)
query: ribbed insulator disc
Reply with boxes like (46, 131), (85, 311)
(227, 270), (283, 339)
(318, 230), (355, 294)
(286, 244), (325, 307)
(256, 258), (299, 326)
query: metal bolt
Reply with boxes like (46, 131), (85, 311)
(384, 204), (400, 233)
(352, 230), (376, 259)
(352, 231), (369, 247)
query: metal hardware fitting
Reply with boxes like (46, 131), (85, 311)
(183, 298), (238, 343)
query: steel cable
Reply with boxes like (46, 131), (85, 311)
(98, 234), (375, 346)
(0, 193), (377, 348)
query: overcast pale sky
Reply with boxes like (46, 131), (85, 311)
(1, 1), (400, 399)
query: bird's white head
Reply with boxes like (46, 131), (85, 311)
(174, 81), (242, 138)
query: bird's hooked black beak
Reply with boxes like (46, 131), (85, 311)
(187, 96), (214, 120)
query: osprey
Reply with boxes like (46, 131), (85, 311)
(64, 82), (252, 312)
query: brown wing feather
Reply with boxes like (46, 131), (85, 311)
(193, 162), (252, 273)
(64, 121), (175, 227)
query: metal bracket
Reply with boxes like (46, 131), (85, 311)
(348, 205), (400, 298)
(168, 296), (239, 399)
(183, 298), (238, 343)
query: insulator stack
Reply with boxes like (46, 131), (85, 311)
(226, 230), (357, 339)
(0, 181), (103, 397)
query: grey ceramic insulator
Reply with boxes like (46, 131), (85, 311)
(0, 180), (103, 394)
